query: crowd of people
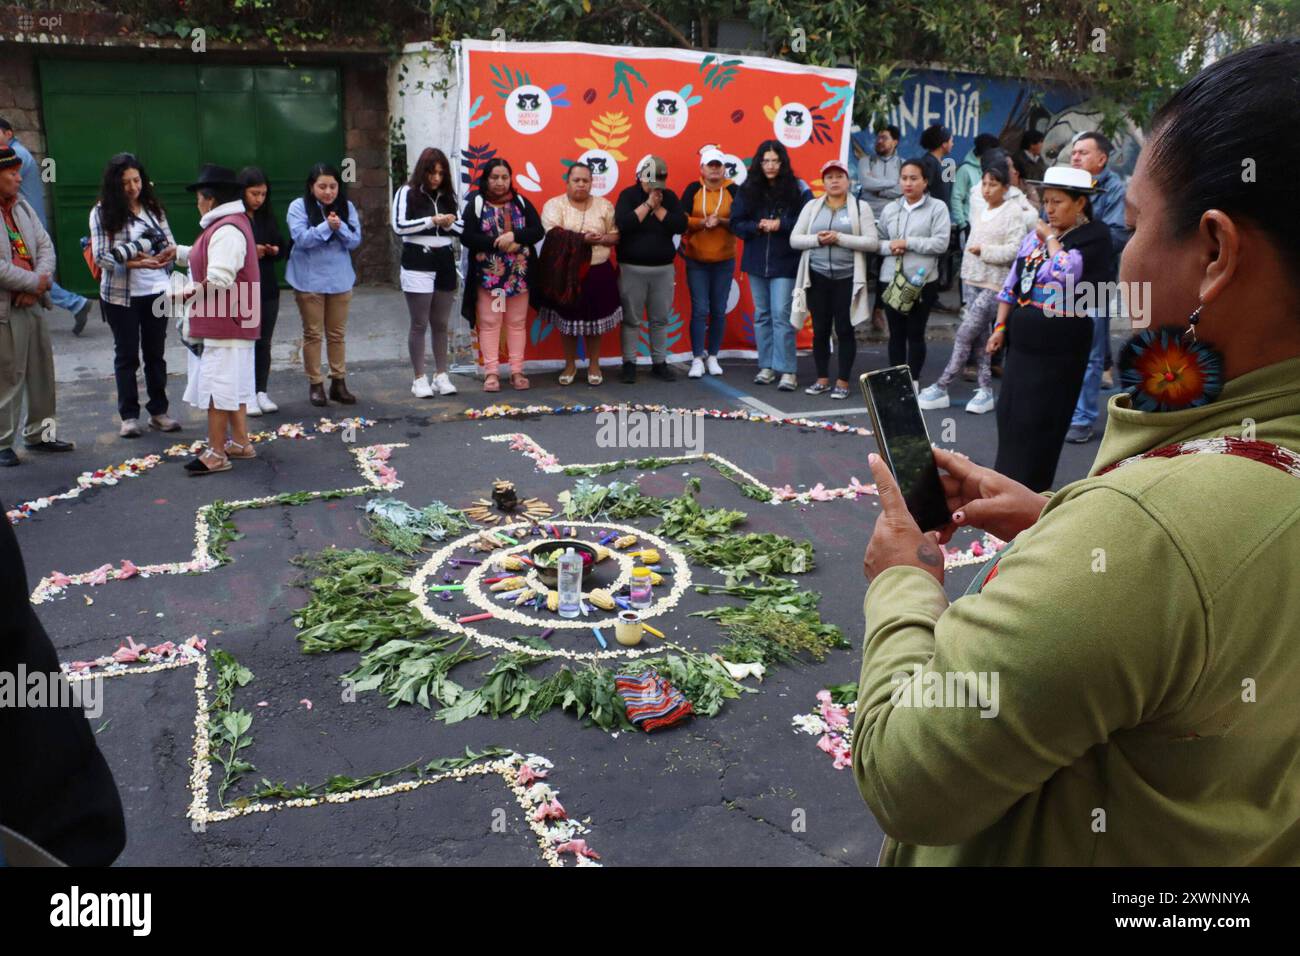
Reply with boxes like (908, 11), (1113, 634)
(1, 115), (1129, 488)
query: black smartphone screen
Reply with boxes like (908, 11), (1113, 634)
(862, 366), (951, 532)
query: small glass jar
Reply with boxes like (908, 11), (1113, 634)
(628, 566), (653, 609)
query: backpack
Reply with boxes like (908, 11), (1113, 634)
(80, 236), (101, 281)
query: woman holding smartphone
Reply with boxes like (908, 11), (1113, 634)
(393, 147), (461, 399)
(856, 42), (1300, 866)
(286, 162), (362, 407)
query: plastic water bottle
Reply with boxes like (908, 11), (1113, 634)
(557, 548), (582, 619)
(909, 267), (927, 287)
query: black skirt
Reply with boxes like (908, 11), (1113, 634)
(994, 305), (1094, 492)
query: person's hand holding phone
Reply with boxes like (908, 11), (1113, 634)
(863, 452), (945, 585)
(930, 447), (1049, 544)
(327, 211), (342, 231)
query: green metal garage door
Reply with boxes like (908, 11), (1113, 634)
(39, 59), (344, 297)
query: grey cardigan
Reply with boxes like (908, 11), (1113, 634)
(0, 196), (54, 321)
(876, 193), (951, 287)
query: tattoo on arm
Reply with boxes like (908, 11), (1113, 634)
(916, 540), (943, 567)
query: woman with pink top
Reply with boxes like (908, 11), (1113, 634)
(459, 158), (544, 391)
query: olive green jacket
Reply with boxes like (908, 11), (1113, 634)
(854, 355), (1300, 865)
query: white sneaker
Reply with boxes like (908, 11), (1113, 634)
(706, 355), (723, 376)
(917, 384), (950, 410)
(753, 368), (777, 385)
(688, 357), (705, 379)
(256, 392), (278, 414)
(965, 387), (995, 415)
(777, 373), (797, 391)
(245, 398), (262, 417)
(412, 375), (434, 399)
(432, 372), (458, 395)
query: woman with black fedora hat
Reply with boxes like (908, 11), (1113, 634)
(171, 163), (262, 475)
(983, 164), (1111, 490)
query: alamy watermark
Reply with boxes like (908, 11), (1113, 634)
(1041, 274), (1151, 327)
(594, 406), (703, 455)
(890, 665), (1000, 718)
(1, 666), (103, 719)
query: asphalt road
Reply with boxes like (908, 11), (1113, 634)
(6, 336), (1119, 866)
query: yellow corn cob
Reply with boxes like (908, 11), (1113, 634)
(546, 590), (559, 613)
(650, 571), (664, 586)
(502, 554), (527, 571)
(613, 534), (637, 550)
(587, 589), (615, 610)
(632, 548), (660, 565)
(514, 588), (536, 606)
(490, 576), (527, 592)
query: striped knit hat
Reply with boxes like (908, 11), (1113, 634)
(0, 147), (20, 171)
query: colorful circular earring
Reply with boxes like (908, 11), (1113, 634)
(1116, 302), (1225, 412)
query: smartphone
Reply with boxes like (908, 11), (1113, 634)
(860, 366), (951, 532)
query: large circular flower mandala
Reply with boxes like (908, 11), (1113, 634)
(410, 520), (693, 661)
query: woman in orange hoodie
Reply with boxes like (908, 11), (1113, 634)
(680, 145), (737, 378)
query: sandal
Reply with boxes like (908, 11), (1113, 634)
(558, 368), (577, 386)
(224, 439), (257, 460)
(484, 373), (500, 393)
(586, 370), (603, 386)
(511, 372), (531, 390)
(184, 448), (231, 475)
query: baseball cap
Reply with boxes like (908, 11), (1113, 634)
(636, 154), (668, 189)
(699, 145), (726, 167)
(820, 158), (850, 177)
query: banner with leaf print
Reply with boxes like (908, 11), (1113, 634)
(457, 39), (856, 368)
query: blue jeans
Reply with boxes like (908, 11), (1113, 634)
(49, 280), (88, 316)
(685, 258), (732, 357)
(749, 274), (796, 374)
(1071, 311), (1110, 428)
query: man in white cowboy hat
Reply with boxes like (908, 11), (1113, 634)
(613, 154), (688, 384)
(1066, 130), (1133, 439)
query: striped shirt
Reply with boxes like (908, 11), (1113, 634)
(88, 203), (178, 307)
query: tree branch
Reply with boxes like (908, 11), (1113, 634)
(624, 0), (695, 48)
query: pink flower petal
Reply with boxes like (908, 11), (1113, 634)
(533, 799), (567, 822)
(555, 839), (601, 860)
(117, 559), (140, 580)
(299, 698), (313, 710)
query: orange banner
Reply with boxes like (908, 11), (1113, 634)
(456, 39), (856, 367)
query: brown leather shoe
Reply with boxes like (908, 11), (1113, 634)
(328, 377), (357, 404)
(309, 383), (328, 407)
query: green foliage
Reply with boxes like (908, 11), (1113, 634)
(208, 650), (256, 807)
(685, 532), (814, 585)
(655, 477), (747, 544)
(694, 587), (847, 666)
(825, 682), (858, 706)
(361, 498), (476, 555)
(291, 548), (429, 654)
(557, 479), (667, 520)
(343, 637), (487, 709)
(254, 746), (513, 800)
